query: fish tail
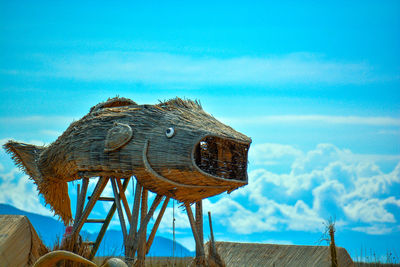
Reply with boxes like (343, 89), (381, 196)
(3, 140), (43, 178)
(3, 141), (72, 225)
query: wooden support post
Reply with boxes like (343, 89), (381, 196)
(137, 189), (148, 266)
(116, 178), (132, 222)
(130, 195), (163, 260)
(111, 177), (128, 247)
(146, 197), (170, 254)
(125, 181), (142, 260)
(75, 184), (80, 220)
(208, 211), (216, 255)
(89, 177), (130, 260)
(195, 200), (204, 258)
(75, 178), (89, 221)
(185, 203), (205, 259)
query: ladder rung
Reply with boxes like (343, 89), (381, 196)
(82, 241), (95, 246)
(87, 196), (115, 201)
(86, 219), (106, 223)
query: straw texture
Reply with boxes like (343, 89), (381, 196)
(0, 215), (48, 267)
(205, 241), (354, 267)
(3, 97), (251, 224)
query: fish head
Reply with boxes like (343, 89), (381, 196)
(144, 98), (251, 187)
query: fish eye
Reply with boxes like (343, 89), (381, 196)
(165, 127), (175, 138)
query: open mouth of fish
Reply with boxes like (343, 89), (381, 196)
(192, 136), (250, 182)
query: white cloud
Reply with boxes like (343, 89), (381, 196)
(158, 204), (191, 232)
(352, 225), (393, 235)
(205, 143), (400, 235)
(176, 236), (195, 252)
(249, 143), (303, 166)
(20, 52), (389, 85)
(343, 197), (400, 223)
(0, 168), (53, 217)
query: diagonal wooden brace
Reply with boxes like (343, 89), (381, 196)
(111, 177), (128, 247)
(185, 202), (205, 258)
(130, 194), (163, 257)
(146, 196), (170, 254)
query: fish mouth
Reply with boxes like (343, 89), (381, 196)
(192, 136), (250, 183)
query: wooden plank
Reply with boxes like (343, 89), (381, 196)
(130, 195), (163, 260)
(111, 177), (128, 247)
(185, 203), (205, 257)
(195, 200), (204, 258)
(208, 211), (216, 255)
(75, 184), (80, 220)
(89, 177), (130, 260)
(137, 189), (148, 266)
(86, 219), (106, 223)
(116, 178), (132, 221)
(75, 178), (89, 221)
(88, 196), (115, 201)
(146, 197), (170, 254)
(125, 181), (142, 260)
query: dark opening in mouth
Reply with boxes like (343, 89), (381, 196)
(194, 136), (249, 181)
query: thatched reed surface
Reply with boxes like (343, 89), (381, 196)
(3, 97), (251, 224)
(205, 241), (354, 267)
(0, 215), (48, 267)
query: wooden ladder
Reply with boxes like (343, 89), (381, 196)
(70, 176), (171, 265)
(73, 177), (131, 260)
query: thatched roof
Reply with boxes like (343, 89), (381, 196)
(0, 215), (48, 266)
(205, 241), (354, 267)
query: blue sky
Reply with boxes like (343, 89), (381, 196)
(1, 0), (399, 261)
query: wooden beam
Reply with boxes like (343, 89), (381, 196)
(89, 177), (130, 260)
(137, 189), (148, 266)
(130, 195), (163, 259)
(195, 200), (204, 258)
(86, 219), (106, 223)
(111, 177), (128, 246)
(185, 203), (205, 257)
(88, 196), (115, 201)
(75, 184), (80, 220)
(125, 181), (142, 260)
(208, 211), (216, 255)
(116, 178), (132, 222)
(146, 197), (170, 254)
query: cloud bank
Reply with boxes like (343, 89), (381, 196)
(205, 143), (400, 235)
(16, 52), (390, 85)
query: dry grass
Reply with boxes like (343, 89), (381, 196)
(49, 235), (92, 267)
(93, 256), (192, 267)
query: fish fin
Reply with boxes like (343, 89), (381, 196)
(90, 96), (137, 113)
(3, 141), (73, 225)
(104, 122), (133, 152)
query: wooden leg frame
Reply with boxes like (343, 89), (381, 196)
(71, 176), (171, 264)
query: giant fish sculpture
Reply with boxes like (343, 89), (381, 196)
(4, 97), (251, 224)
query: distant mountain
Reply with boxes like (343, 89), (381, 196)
(0, 203), (194, 257)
